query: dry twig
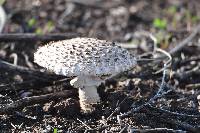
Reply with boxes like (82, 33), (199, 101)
(67, 0), (122, 9)
(161, 118), (199, 132)
(77, 118), (93, 130)
(0, 59), (64, 81)
(129, 128), (186, 133)
(0, 78), (70, 92)
(0, 33), (79, 42)
(169, 24), (200, 55)
(148, 104), (200, 118)
(0, 90), (75, 114)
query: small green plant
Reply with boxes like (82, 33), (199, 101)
(155, 31), (171, 48)
(46, 21), (54, 32)
(185, 10), (200, 24)
(185, 10), (192, 21)
(35, 28), (43, 35)
(153, 18), (167, 29)
(166, 6), (177, 14)
(28, 18), (55, 34)
(28, 18), (36, 28)
(191, 15), (200, 23)
(0, 0), (5, 5)
(53, 128), (58, 133)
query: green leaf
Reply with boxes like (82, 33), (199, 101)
(28, 18), (36, 27)
(185, 10), (191, 20)
(153, 18), (167, 29)
(35, 28), (43, 35)
(167, 6), (177, 14)
(0, 0), (6, 5)
(191, 16), (200, 23)
(53, 128), (58, 133)
(46, 21), (54, 32)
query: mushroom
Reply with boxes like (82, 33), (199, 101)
(0, 6), (6, 33)
(197, 95), (200, 112)
(34, 38), (137, 113)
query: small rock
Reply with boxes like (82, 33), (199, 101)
(0, 50), (6, 58)
(13, 75), (23, 83)
(20, 91), (32, 98)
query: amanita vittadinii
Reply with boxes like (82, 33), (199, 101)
(34, 38), (136, 113)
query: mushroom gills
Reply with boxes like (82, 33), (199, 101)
(70, 75), (103, 113)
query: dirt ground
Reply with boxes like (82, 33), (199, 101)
(0, 0), (200, 132)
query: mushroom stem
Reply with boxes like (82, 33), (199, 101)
(70, 75), (102, 112)
(78, 85), (100, 112)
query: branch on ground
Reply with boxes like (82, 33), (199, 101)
(0, 90), (76, 114)
(0, 33), (80, 42)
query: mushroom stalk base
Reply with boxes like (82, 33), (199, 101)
(70, 75), (102, 113)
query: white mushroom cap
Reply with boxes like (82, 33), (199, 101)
(34, 37), (136, 76)
(0, 6), (6, 33)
